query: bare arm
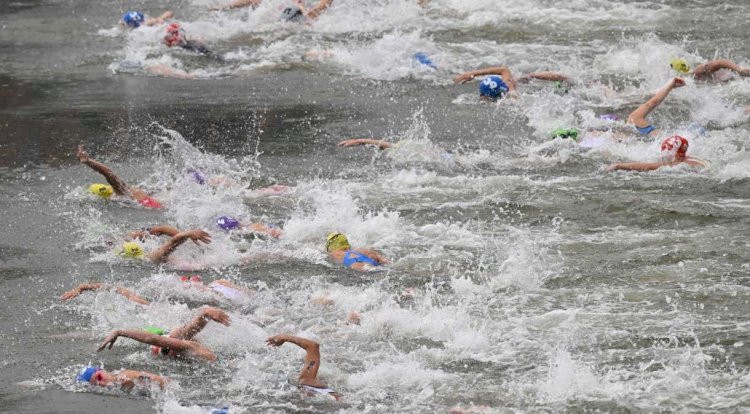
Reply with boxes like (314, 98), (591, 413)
(354, 248), (390, 265)
(606, 161), (667, 172)
(303, 0), (333, 19)
(693, 59), (750, 79)
(337, 139), (393, 149)
(243, 223), (283, 238)
(168, 307), (230, 341)
(144, 11), (173, 26)
(147, 230), (211, 263)
(146, 64), (196, 80)
(117, 370), (168, 390)
(453, 66), (517, 92)
(61, 283), (150, 305)
(76, 146), (130, 196)
(266, 334), (321, 381)
(209, 0), (261, 11)
(517, 72), (572, 83)
(97, 329), (195, 352)
(627, 77), (685, 128)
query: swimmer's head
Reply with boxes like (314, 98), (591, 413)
(88, 183), (114, 199)
(76, 366), (102, 383)
(216, 216), (241, 231)
(122, 11), (145, 28)
(479, 76), (509, 101)
(120, 242), (144, 258)
(551, 128), (579, 141)
(185, 168), (206, 185)
(414, 52), (437, 70)
(180, 275), (203, 284)
(600, 114), (620, 122)
(660, 135), (689, 161)
(164, 23), (185, 47)
(281, 5), (303, 22)
(670, 58), (690, 74)
(326, 232), (350, 252)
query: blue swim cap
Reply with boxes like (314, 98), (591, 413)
(76, 366), (101, 383)
(414, 52), (437, 70)
(217, 216), (240, 231)
(122, 11), (145, 28)
(479, 76), (508, 100)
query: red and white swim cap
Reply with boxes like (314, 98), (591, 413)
(164, 23), (184, 47)
(660, 135), (689, 160)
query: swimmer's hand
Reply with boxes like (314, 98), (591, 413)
(200, 307), (231, 326)
(671, 77), (686, 88)
(76, 145), (89, 163)
(453, 72), (476, 84)
(183, 229), (212, 245)
(97, 330), (121, 352)
(265, 335), (287, 347)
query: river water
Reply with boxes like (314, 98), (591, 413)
(1, 0), (749, 412)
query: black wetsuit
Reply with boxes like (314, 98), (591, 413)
(181, 40), (211, 56)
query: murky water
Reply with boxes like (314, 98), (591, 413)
(1, 0), (749, 412)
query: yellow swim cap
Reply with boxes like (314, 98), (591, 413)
(88, 183), (114, 199)
(670, 58), (690, 74)
(121, 242), (144, 258)
(326, 232), (350, 252)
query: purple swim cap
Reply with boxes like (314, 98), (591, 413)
(186, 168), (206, 185)
(600, 114), (620, 122)
(216, 216), (240, 231)
(76, 366), (102, 383)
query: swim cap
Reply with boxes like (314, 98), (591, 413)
(660, 135), (689, 161)
(326, 232), (350, 252)
(88, 183), (114, 199)
(670, 58), (690, 74)
(137, 196), (163, 209)
(180, 275), (203, 283)
(414, 52), (437, 70)
(599, 114), (621, 122)
(164, 23), (185, 47)
(281, 6), (303, 22)
(144, 326), (168, 336)
(551, 128), (579, 140)
(122, 11), (145, 28)
(121, 242), (144, 258)
(216, 216), (241, 231)
(479, 76), (509, 101)
(186, 168), (206, 185)
(76, 366), (102, 383)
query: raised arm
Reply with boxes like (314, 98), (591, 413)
(337, 139), (393, 149)
(453, 66), (517, 92)
(147, 229), (211, 263)
(266, 334), (321, 382)
(61, 283), (150, 305)
(208, 0), (261, 11)
(144, 11), (173, 26)
(168, 307), (231, 341)
(76, 146), (130, 196)
(693, 59), (750, 80)
(627, 77), (685, 128)
(303, 0), (333, 19)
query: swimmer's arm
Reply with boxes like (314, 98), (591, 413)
(168, 307), (230, 341)
(118, 370), (168, 390)
(693, 59), (749, 78)
(149, 225), (181, 237)
(97, 329), (194, 352)
(144, 10), (173, 26)
(453, 66), (517, 92)
(517, 72), (573, 83)
(60, 283), (150, 305)
(337, 139), (393, 149)
(76, 145), (130, 196)
(242, 223), (283, 238)
(146, 64), (196, 80)
(627, 77), (685, 128)
(304, 0), (333, 19)
(606, 161), (665, 172)
(147, 230), (211, 263)
(208, 0), (260, 11)
(266, 334), (321, 380)
(114, 287), (151, 305)
(354, 248), (390, 265)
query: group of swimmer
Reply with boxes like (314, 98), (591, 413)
(62, 1), (749, 411)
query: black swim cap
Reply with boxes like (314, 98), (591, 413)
(281, 6), (303, 22)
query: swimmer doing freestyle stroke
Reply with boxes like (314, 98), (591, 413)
(325, 232), (388, 271)
(266, 334), (343, 400)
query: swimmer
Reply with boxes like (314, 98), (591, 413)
(164, 23), (211, 56)
(119, 228), (211, 264)
(337, 139), (393, 150)
(97, 307), (230, 362)
(61, 276), (250, 305)
(266, 334), (343, 400)
(216, 216), (283, 238)
(627, 77), (685, 138)
(282, 0), (333, 22)
(670, 58), (750, 82)
(184, 167), (291, 195)
(119, 10), (173, 29)
(325, 232), (389, 271)
(75, 365), (168, 391)
(453, 65), (518, 101)
(606, 135), (706, 172)
(77, 145), (164, 209)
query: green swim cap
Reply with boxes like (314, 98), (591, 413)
(144, 326), (167, 336)
(326, 232), (350, 252)
(551, 128), (579, 141)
